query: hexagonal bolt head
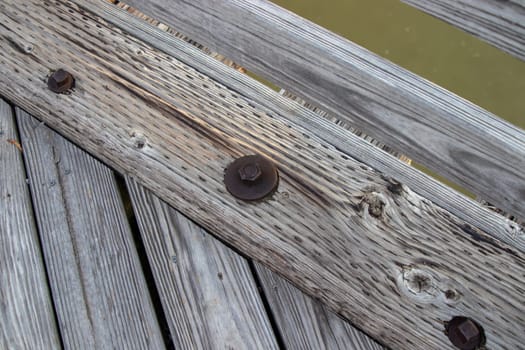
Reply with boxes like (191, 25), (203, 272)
(238, 163), (262, 182)
(445, 316), (484, 350)
(47, 69), (75, 94)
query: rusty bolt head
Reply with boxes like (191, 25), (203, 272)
(239, 163), (262, 182)
(224, 155), (279, 201)
(47, 69), (75, 94)
(445, 316), (484, 350)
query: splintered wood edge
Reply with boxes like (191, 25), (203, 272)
(1, 1), (524, 349)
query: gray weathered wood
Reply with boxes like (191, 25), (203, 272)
(1, 2), (525, 348)
(125, 178), (278, 349)
(16, 109), (165, 350)
(120, 0), (525, 219)
(76, 0), (524, 252)
(127, 176), (382, 349)
(400, 0), (525, 61)
(253, 265), (385, 350)
(0, 99), (61, 350)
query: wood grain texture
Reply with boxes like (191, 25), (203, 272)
(400, 0), (525, 61)
(115, 4), (411, 163)
(0, 99), (61, 350)
(278, 90), (412, 165)
(16, 109), (165, 350)
(120, 0), (525, 219)
(127, 174), (382, 349)
(253, 264), (385, 350)
(125, 178), (278, 350)
(0, 2), (525, 349)
(74, 0), (524, 253)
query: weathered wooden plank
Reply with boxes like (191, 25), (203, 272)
(15, 109), (165, 349)
(75, 0), (524, 252)
(120, 0), (525, 218)
(0, 99), (61, 349)
(114, 4), (411, 163)
(127, 176), (383, 349)
(1, 2), (525, 349)
(400, 0), (525, 61)
(253, 265), (385, 350)
(125, 178), (278, 349)
(279, 90), (412, 165)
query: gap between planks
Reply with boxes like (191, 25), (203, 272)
(0, 2), (524, 349)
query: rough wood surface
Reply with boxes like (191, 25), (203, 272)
(121, 0), (525, 219)
(1, 2), (525, 349)
(16, 109), (165, 350)
(127, 177), (383, 349)
(0, 99), (61, 349)
(253, 265), (385, 350)
(125, 178), (278, 349)
(74, 0), (524, 252)
(400, 0), (525, 61)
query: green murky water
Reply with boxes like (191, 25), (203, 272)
(271, 0), (525, 129)
(270, 0), (525, 196)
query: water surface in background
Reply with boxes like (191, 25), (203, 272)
(271, 0), (525, 129)
(270, 0), (524, 195)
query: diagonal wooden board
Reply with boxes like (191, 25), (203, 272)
(125, 179), (280, 349)
(126, 178), (384, 349)
(252, 263), (385, 350)
(0, 1), (524, 349)
(16, 109), (166, 349)
(78, 0), (525, 251)
(0, 99), (61, 349)
(13, 105), (382, 349)
(122, 0), (525, 218)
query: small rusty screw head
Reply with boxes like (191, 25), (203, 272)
(224, 155), (279, 201)
(445, 316), (485, 350)
(47, 69), (75, 94)
(239, 163), (262, 182)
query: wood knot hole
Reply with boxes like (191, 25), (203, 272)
(396, 267), (438, 302)
(24, 44), (34, 54)
(405, 271), (433, 294)
(130, 131), (147, 149)
(361, 193), (385, 218)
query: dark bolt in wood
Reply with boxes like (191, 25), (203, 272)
(224, 155), (279, 201)
(47, 69), (75, 94)
(445, 316), (485, 350)
(239, 163), (262, 181)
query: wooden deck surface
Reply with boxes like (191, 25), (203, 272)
(1, 1), (523, 349)
(1, 99), (384, 349)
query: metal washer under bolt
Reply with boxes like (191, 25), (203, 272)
(224, 155), (279, 201)
(445, 316), (485, 350)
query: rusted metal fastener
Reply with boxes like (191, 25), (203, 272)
(224, 155), (279, 201)
(445, 316), (485, 350)
(47, 69), (75, 94)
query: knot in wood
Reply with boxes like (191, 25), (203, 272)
(396, 267), (438, 303)
(24, 43), (34, 54)
(380, 175), (404, 195)
(387, 179), (403, 195)
(130, 131), (147, 149)
(360, 192), (385, 218)
(368, 198), (385, 217)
